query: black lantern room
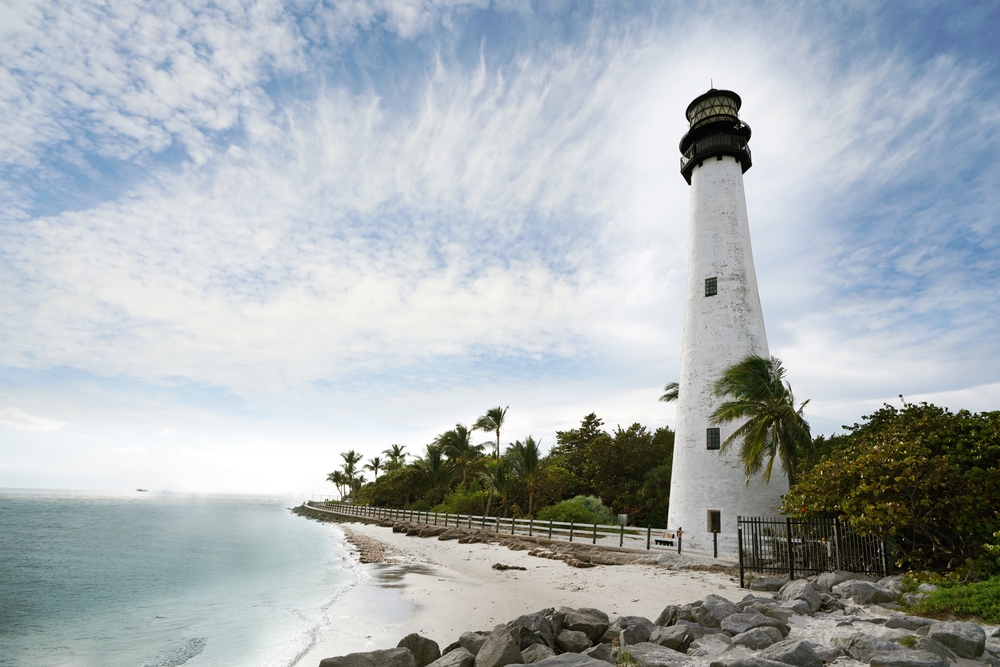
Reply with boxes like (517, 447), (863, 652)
(679, 89), (752, 185)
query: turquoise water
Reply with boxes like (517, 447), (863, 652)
(0, 489), (360, 667)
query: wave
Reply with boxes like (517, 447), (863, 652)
(139, 637), (207, 667)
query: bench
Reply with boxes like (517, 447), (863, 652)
(654, 531), (677, 547)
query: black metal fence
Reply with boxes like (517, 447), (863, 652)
(737, 516), (891, 588)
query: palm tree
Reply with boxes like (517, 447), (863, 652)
(340, 449), (363, 484)
(508, 436), (543, 517)
(477, 458), (511, 517)
(659, 382), (679, 403)
(435, 424), (485, 485)
(710, 354), (814, 487)
(383, 444), (407, 470)
(474, 406), (508, 517)
(411, 444), (456, 503)
(326, 470), (348, 500)
(364, 456), (383, 480)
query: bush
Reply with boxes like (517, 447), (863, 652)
(432, 481), (489, 516)
(908, 576), (1000, 623)
(354, 467), (421, 508)
(537, 495), (614, 524)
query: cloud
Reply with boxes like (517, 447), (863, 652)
(156, 428), (175, 436)
(114, 446), (149, 454)
(0, 407), (67, 431)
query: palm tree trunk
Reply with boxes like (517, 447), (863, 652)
(485, 482), (496, 517)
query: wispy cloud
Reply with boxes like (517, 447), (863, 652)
(114, 446), (148, 454)
(0, 407), (67, 431)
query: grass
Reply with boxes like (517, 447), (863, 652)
(908, 576), (1000, 624)
(898, 636), (918, 648)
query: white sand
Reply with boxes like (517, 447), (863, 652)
(293, 521), (744, 665)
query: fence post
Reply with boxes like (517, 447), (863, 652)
(511, 518), (515, 535)
(570, 521), (574, 542)
(713, 531), (718, 559)
(737, 517), (745, 588)
(786, 517), (795, 580)
(548, 520), (553, 539)
(593, 523), (597, 545)
(529, 518), (533, 537)
(833, 517), (843, 571)
(620, 524), (624, 547)
(647, 526), (651, 550)
(496, 516), (500, 534)
(678, 528), (682, 554)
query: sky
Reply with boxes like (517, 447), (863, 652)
(2, 1), (999, 495)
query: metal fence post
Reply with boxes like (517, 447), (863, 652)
(620, 524), (624, 547)
(569, 521), (574, 542)
(548, 520), (553, 539)
(529, 518), (533, 536)
(647, 526), (651, 550)
(737, 517), (745, 588)
(678, 528), (682, 554)
(833, 517), (842, 571)
(713, 531), (718, 558)
(786, 517), (795, 580)
(592, 523), (597, 544)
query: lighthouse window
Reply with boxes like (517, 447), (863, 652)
(708, 510), (721, 533)
(707, 428), (721, 450)
(705, 277), (718, 296)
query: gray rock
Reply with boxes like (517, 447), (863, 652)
(750, 576), (788, 592)
(721, 610), (790, 637)
(581, 644), (612, 663)
(693, 595), (741, 628)
(868, 650), (948, 667)
(611, 616), (655, 645)
(399, 634), (441, 667)
(758, 639), (824, 667)
(926, 621), (986, 659)
(992, 628), (1000, 639)
(561, 609), (609, 643)
(474, 625), (523, 667)
(460, 632), (488, 656)
(810, 645), (845, 663)
(915, 584), (938, 594)
(914, 637), (958, 663)
(781, 600), (813, 617)
(832, 581), (899, 606)
(885, 616), (934, 631)
(903, 594), (929, 606)
(752, 602), (792, 624)
(532, 655), (608, 667)
(521, 644), (556, 664)
(320, 648), (417, 667)
(731, 628), (779, 650)
(879, 575), (905, 594)
(508, 613), (556, 649)
(655, 605), (680, 627)
(624, 643), (700, 667)
(648, 625), (691, 651)
(779, 580), (821, 613)
(556, 629), (592, 653)
(987, 638), (1000, 656)
(428, 648), (475, 667)
(815, 572), (875, 592)
(710, 657), (791, 667)
(688, 634), (733, 658)
(833, 633), (902, 662)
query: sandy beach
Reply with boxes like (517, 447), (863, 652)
(293, 519), (746, 665)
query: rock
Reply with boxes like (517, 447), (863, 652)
(439, 529), (466, 541)
(610, 616), (654, 645)
(710, 657), (791, 667)
(677, 602), (701, 624)
(782, 601), (813, 617)
(582, 644), (612, 663)
(903, 594), (929, 605)
(810, 645), (845, 663)
(561, 609), (609, 643)
(624, 642), (701, 666)
(460, 632), (488, 656)
(758, 639), (824, 667)
(815, 572), (875, 592)
(320, 648), (417, 667)
(693, 595), (741, 628)
(879, 575), (905, 595)
(731, 628), (779, 650)
(779, 580), (821, 613)
(914, 637), (957, 664)
(749, 576), (788, 592)
(398, 634), (441, 667)
(648, 625), (691, 651)
(833, 633), (902, 662)
(474, 625), (523, 667)
(655, 605), (680, 627)
(522, 644), (556, 664)
(532, 655), (608, 667)
(428, 648), (475, 667)
(885, 616), (934, 631)
(406, 526), (423, 536)
(926, 622), (986, 659)
(418, 526), (447, 537)
(987, 639), (1000, 657)
(869, 650), (948, 667)
(688, 634), (733, 658)
(915, 584), (938, 594)
(556, 629), (592, 653)
(832, 581), (899, 606)
(992, 628), (1000, 639)
(751, 603), (792, 624)
(508, 613), (556, 649)
(721, 610), (790, 637)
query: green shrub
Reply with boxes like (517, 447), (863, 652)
(898, 636), (917, 649)
(432, 481), (489, 516)
(908, 576), (1000, 623)
(537, 495), (614, 524)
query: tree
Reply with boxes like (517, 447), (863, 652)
(364, 456), (383, 480)
(383, 444), (407, 471)
(340, 449), (363, 484)
(411, 444), (456, 504)
(660, 382), (679, 403)
(508, 436), (544, 517)
(435, 424), (484, 485)
(326, 470), (348, 500)
(474, 406), (508, 517)
(710, 355), (813, 487)
(477, 458), (511, 516)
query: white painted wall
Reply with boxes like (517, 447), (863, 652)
(667, 155), (787, 549)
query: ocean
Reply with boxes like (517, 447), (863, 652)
(0, 489), (360, 667)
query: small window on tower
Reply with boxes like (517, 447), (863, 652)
(705, 277), (718, 297)
(708, 510), (721, 533)
(707, 428), (720, 450)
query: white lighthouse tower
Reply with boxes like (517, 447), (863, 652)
(667, 89), (785, 553)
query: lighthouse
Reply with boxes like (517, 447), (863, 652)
(666, 90), (785, 553)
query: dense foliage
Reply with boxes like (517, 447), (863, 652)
(536, 496), (614, 524)
(908, 576), (1000, 623)
(782, 402), (1000, 573)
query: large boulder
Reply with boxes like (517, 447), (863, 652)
(721, 610), (790, 637)
(320, 648), (416, 667)
(582, 644), (612, 663)
(460, 632), (488, 656)
(508, 613), (556, 649)
(868, 650), (948, 667)
(814, 572), (875, 592)
(609, 616), (654, 645)
(474, 625), (523, 667)
(438, 529), (466, 541)
(648, 625), (691, 651)
(885, 616), (934, 631)
(811, 645), (845, 663)
(778, 580), (821, 614)
(398, 634), (441, 667)
(914, 637), (958, 664)
(750, 602), (792, 624)
(560, 609), (609, 644)
(655, 606), (680, 627)
(833, 633), (902, 662)
(749, 576), (787, 592)
(926, 622), (986, 659)
(532, 655), (608, 667)
(831, 581), (899, 606)
(710, 658), (790, 667)
(556, 629), (592, 653)
(522, 644), (556, 664)
(428, 648), (475, 667)
(692, 595), (741, 628)
(688, 634), (733, 658)
(758, 639), (824, 667)
(731, 628), (779, 650)
(624, 643), (700, 667)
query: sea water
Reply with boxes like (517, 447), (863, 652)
(0, 489), (361, 667)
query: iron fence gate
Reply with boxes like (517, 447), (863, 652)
(737, 516), (891, 588)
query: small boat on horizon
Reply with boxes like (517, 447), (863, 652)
(136, 488), (148, 492)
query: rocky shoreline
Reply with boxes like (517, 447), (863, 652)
(316, 569), (1000, 667)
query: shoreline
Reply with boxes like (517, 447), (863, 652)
(292, 515), (747, 665)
